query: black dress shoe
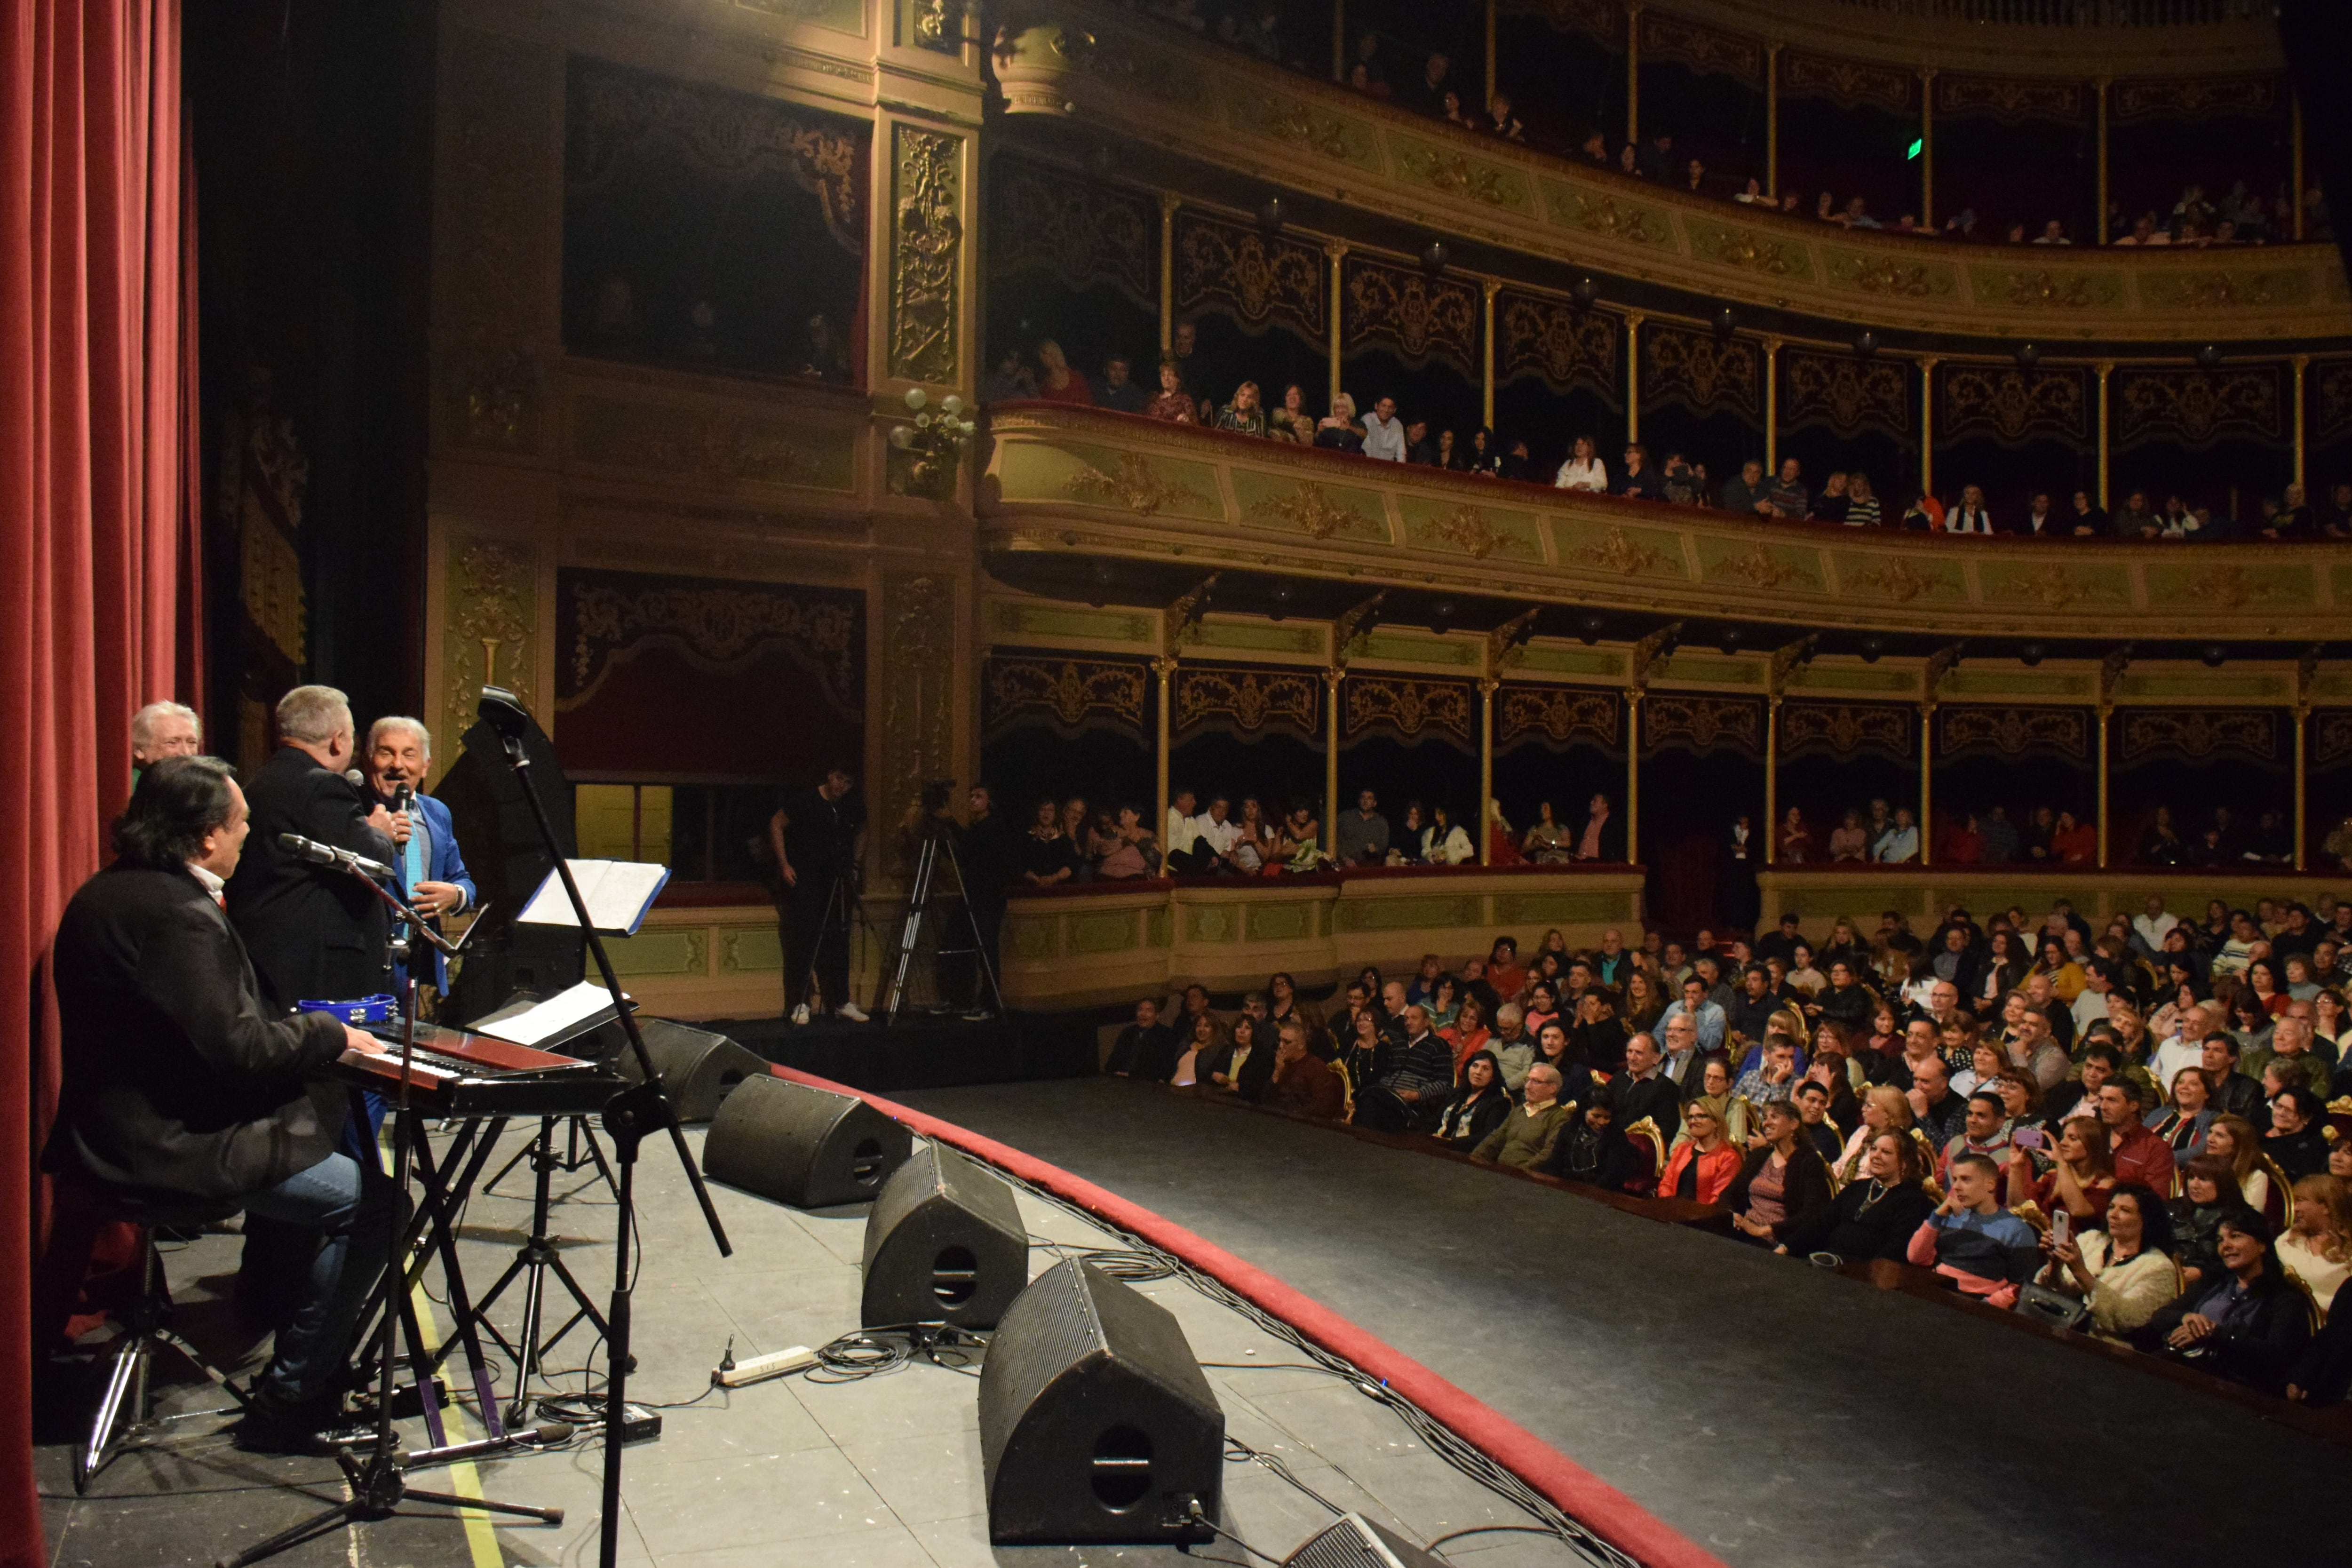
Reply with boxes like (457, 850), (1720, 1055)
(230, 1391), (363, 1455)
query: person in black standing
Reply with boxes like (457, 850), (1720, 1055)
(770, 765), (867, 1024)
(225, 685), (397, 1010)
(959, 783), (1017, 1010)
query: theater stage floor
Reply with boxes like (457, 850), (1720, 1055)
(38, 1117), (1585, 1568)
(893, 1078), (2349, 1568)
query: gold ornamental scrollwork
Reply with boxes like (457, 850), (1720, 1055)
(889, 125), (963, 384)
(1844, 556), (1950, 604)
(1781, 349), (1910, 436)
(1564, 192), (1661, 246)
(1496, 290), (1616, 393)
(983, 654), (1149, 739)
(2119, 709), (2279, 764)
(1344, 677), (1474, 744)
(2114, 367), (2281, 447)
(1938, 706), (2089, 762)
(1398, 147), (1516, 208)
(2313, 710), (2352, 769)
(1248, 481), (1371, 541)
(1779, 702), (1912, 762)
(1065, 452), (1205, 516)
(1175, 210), (1325, 341)
(1567, 525), (1667, 577)
(991, 157), (1153, 303)
(1343, 256), (1479, 373)
(563, 573), (861, 715)
(1709, 540), (1804, 590)
(1497, 686), (1620, 749)
(1939, 366), (2088, 445)
(1418, 504), (1506, 560)
(1642, 695), (1764, 756)
(1643, 324), (1758, 416)
(446, 542), (533, 742)
(1173, 666), (1321, 739)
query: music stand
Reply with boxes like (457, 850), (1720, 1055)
(222, 857), (561, 1567)
(475, 685), (731, 1568)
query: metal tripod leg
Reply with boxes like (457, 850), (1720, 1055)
(451, 1118), (612, 1423)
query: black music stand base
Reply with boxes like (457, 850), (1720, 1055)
(217, 1442), (563, 1568)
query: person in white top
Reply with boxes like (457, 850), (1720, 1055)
(2131, 895), (2179, 953)
(2147, 1002), (2220, 1092)
(1164, 789), (1211, 873)
(1422, 804), (1475, 865)
(2278, 1174), (2351, 1314)
(1945, 484), (1993, 534)
(1554, 435), (1606, 492)
(1360, 395), (1406, 462)
(1195, 796), (1243, 860)
(1871, 807), (1920, 863)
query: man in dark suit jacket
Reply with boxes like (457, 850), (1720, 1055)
(361, 715), (476, 993)
(1607, 1031), (1684, 1144)
(48, 756), (395, 1449)
(1105, 997), (1180, 1080)
(226, 685), (397, 1009)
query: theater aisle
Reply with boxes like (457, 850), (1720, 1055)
(893, 1076), (2346, 1568)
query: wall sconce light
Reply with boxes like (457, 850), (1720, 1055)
(887, 386), (975, 496)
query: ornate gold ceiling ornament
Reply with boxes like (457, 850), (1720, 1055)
(1248, 480), (1369, 541)
(1066, 452), (1206, 517)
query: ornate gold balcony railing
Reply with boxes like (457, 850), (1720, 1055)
(992, 2), (2345, 345)
(979, 403), (2349, 642)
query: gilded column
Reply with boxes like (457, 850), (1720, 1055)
(1624, 691), (1642, 871)
(1625, 312), (1643, 446)
(1324, 668), (1345, 855)
(1918, 356), (1939, 500)
(2096, 707), (2111, 869)
(1624, 2), (1641, 150)
(1481, 279), (1499, 430)
(1158, 193), (1180, 354)
(1764, 698), (1779, 868)
(2292, 92), (2305, 242)
(1764, 43), (1781, 200)
(1332, 0), (1346, 81)
(2095, 360), (2114, 510)
(2295, 706), (2310, 872)
(887, 123), (967, 390)
(2095, 78), (2111, 244)
(1918, 700), (1934, 868)
(1764, 338), (1780, 472)
(1917, 69), (1936, 230)
(1153, 655), (1176, 857)
(1326, 240), (1348, 407)
(1485, 0), (1498, 113)
(2293, 354), (2310, 490)
(1478, 679), (1498, 867)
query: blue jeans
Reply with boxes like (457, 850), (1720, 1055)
(242, 1154), (398, 1406)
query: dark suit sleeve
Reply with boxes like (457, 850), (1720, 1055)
(308, 769), (395, 862)
(143, 900), (349, 1080)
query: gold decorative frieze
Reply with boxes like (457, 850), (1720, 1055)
(991, 157), (1153, 302)
(1393, 137), (1528, 211)
(1243, 479), (1379, 542)
(1643, 324), (1759, 417)
(1939, 366), (2088, 445)
(1176, 209), (1325, 341)
(2119, 709), (2279, 764)
(984, 653), (1150, 737)
(1343, 256), (1479, 373)
(1685, 222), (1808, 280)
(1344, 676), (1474, 744)
(1938, 706), (2089, 760)
(1497, 686), (1620, 748)
(2113, 366), (2282, 447)
(1173, 665), (1320, 737)
(889, 124), (962, 384)
(1643, 694), (1764, 756)
(1495, 290), (1617, 393)
(1065, 451), (1206, 515)
(1564, 523), (1674, 579)
(1781, 350), (1909, 436)
(1780, 702), (1913, 761)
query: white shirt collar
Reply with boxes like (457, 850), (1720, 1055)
(187, 862), (226, 901)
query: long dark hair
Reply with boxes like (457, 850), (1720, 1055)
(2105, 1182), (2177, 1257)
(1452, 1049), (1507, 1105)
(115, 755), (237, 868)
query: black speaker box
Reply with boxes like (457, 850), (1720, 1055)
(977, 1258), (1223, 1545)
(702, 1074), (912, 1208)
(859, 1143), (1028, 1329)
(1281, 1514), (1446, 1567)
(615, 1019), (769, 1123)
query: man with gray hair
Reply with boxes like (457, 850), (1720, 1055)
(129, 700), (202, 784)
(226, 685), (397, 1011)
(362, 716), (475, 994)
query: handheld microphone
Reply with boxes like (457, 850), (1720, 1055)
(391, 782), (413, 814)
(277, 832), (398, 882)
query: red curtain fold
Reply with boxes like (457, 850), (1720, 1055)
(1, 3), (195, 1562)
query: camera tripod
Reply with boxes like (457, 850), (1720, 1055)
(875, 819), (1004, 1026)
(793, 868), (883, 1022)
(461, 1116), (618, 1425)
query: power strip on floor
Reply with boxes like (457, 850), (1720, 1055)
(714, 1346), (818, 1388)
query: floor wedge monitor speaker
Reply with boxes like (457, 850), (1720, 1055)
(1279, 1514), (1448, 1567)
(617, 1019), (769, 1123)
(859, 1142), (1027, 1329)
(977, 1258), (1223, 1545)
(701, 1074), (912, 1208)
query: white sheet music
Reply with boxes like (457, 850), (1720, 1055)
(516, 860), (669, 936)
(471, 979), (626, 1048)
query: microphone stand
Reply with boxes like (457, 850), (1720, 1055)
(221, 863), (561, 1567)
(476, 688), (730, 1568)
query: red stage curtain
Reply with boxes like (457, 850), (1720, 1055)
(0, 2), (197, 1561)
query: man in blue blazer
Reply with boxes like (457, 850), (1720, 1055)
(363, 716), (477, 995)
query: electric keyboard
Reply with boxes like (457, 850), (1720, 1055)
(335, 1022), (626, 1116)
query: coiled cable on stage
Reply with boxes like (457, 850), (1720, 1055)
(805, 1322), (990, 1382)
(1026, 1236), (1175, 1283)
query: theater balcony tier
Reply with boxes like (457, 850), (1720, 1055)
(978, 405), (2352, 643)
(990, 3), (2348, 345)
(999, 864), (1649, 1010)
(1754, 864), (2343, 933)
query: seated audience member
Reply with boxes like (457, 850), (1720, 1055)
(2015, 1115), (2115, 1227)
(1470, 1063), (1573, 1170)
(1550, 1100), (1638, 1191)
(1724, 1101), (1834, 1247)
(1441, 995), (1493, 1074)
(2277, 1174), (2351, 1314)
(1353, 1004), (1453, 1132)
(1660, 1098), (1741, 1204)
(1213, 379), (1268, 435)
(1781, 1130), (1937, 1264)
(1609, 1032), (1684, 1143)
(1143, 358), (1199, 422)
(1200, 1014), (1273, 1100)
(1907, 1152), (2042, 1305)
(1732, 1034), (1802, 1108)
(2170, 1154), (2243, 1289)
(2034, 1183), (2179, 1342)
(1436, 1049), (1514, 1149)
(2141, 1209), (2313, 1395)
(1263, 1021), (1345, 1119)
(2147, 1065), (2215, 1158)
(1169, 1011), (1225, 1087)
(1032, 339), (1092, 405)
(1105, 997), (1180, 1079)
(1314, 391), (1366, 452)
(2266, 1086), (2330, 1182)
(1907, 1056), (1967, 1147)
(1569, 989), (1630, 1075)
(1572, 792), (1622, 861)
(1018, 797), (1084, 885)
(1832, 1084), (1915, 1184)
(1334, 789), (1390, 866)
(1096, 354), (1146, 414)
(1420, 804), (1474, 865)
(1488, 1003), (1534, 1090)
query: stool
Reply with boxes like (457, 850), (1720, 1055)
(70, 1189), (249, 1495)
